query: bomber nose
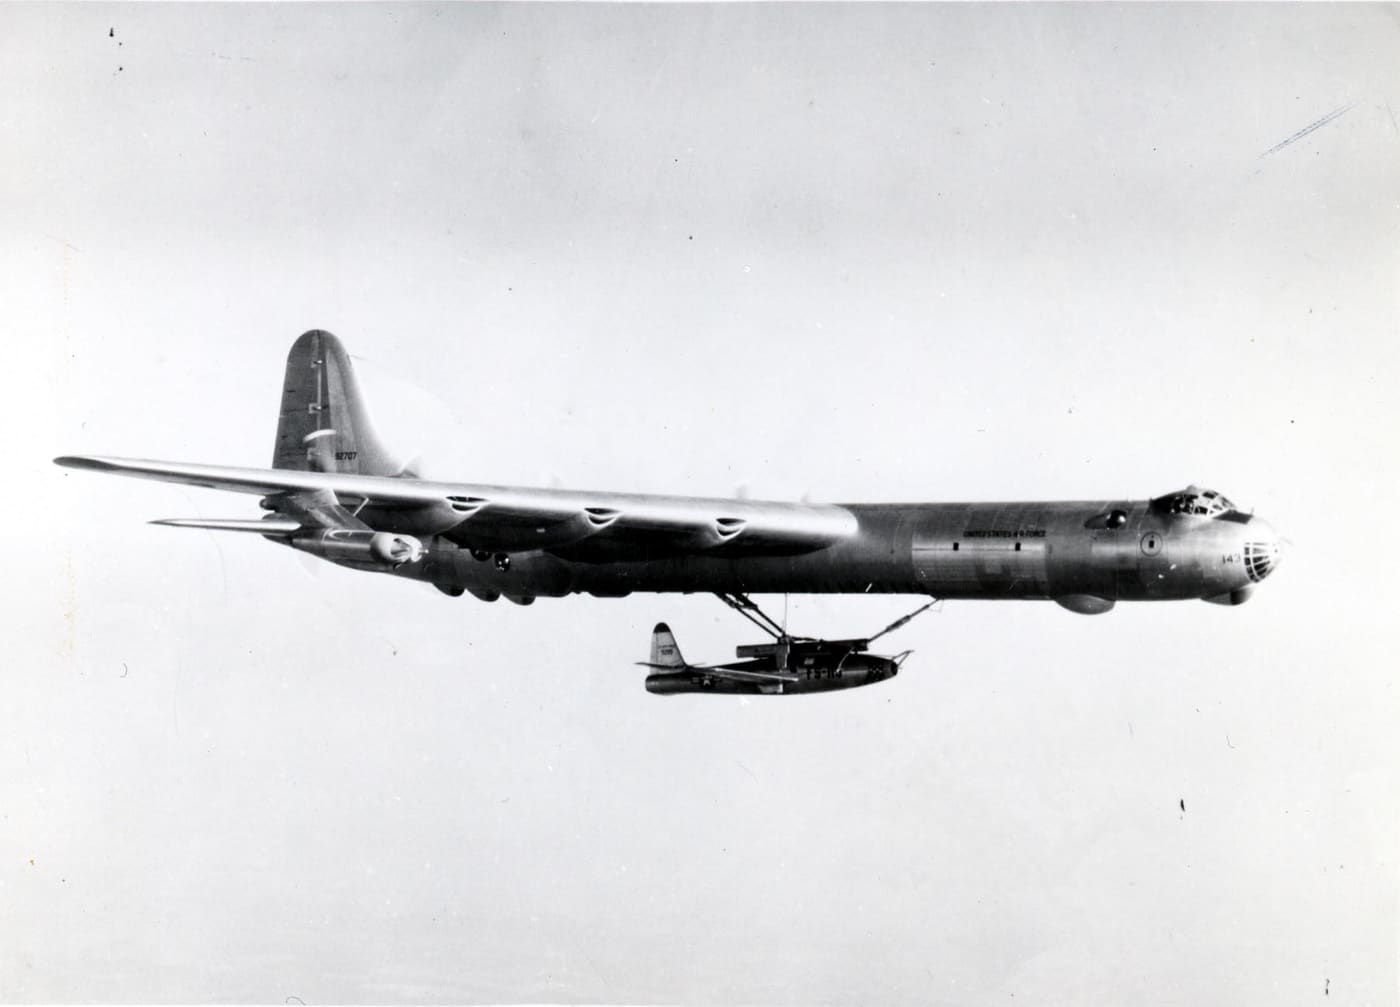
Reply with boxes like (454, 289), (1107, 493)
(1242, 520), (1285, 583)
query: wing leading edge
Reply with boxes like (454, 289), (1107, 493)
(634, 662), (801, 684)
(55, 455), (858, 559)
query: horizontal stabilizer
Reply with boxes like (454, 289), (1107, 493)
(150, 518), (302, 535)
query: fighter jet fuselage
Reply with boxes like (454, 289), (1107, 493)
(644, 648), (900, 696)
(639, 617), (907, 696)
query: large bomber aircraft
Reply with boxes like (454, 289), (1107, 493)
(57, 330), (1284, 694)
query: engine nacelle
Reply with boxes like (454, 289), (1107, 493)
(370, 531), (425, 565)
(290, 529), (425, 568)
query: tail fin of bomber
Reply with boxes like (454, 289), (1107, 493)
(272, 329), (405, 476)
(649, 623), (687, 668)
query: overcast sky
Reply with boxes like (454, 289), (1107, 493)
(3, 3), (1398, 1004)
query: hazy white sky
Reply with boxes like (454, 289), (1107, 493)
(3, 4), (1398, 1004)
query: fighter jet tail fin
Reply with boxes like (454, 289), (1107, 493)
(272, 330), (410, 477)
(647, 623), (687, 668)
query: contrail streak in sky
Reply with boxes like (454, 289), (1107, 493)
(1260, 102), (1356, 158)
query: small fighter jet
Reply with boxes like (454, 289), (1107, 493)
(640, 594), (935, 696)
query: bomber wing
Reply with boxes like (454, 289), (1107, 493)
(54, 456), (858, 559)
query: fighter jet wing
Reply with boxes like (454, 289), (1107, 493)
(706, 666), (802, 684)
(635, 662), (801, 683)
(54, 456), (858, 559)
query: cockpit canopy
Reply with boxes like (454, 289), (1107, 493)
(1152, 486), (1236, 518)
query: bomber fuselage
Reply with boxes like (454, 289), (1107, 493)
(401, 490), (1283, 611)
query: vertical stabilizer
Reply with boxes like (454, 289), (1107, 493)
(273, 330), (402, 475)
(650, 623), (687, 668)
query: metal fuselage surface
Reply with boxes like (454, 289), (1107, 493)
(396, 498), (1280, 607)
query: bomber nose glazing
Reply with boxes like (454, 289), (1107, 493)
(1242, 520), (1285, 583)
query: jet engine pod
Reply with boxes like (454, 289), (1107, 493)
(369, 531), (425, 566)
(291, 529), (425, 568)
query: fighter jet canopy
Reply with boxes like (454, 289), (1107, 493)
(1152, 486), (1236, 517)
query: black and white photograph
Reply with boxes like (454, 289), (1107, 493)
(4, 3), (1398, 1004)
